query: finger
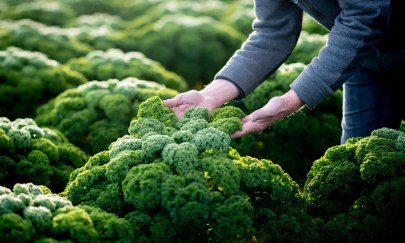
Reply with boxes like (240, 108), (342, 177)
(233, 115), (257, 134)
(163, 95), (183, 108)
(173, 106), (186, 119)
(250, 97), (285, 122)
(249, 109), (266, 122)
(242, 122), (262, 135)
(231, 116), (250, 138)
(230, 130), (242, 138)
(240, 116), (249, 123)
(231, 126), (254, 138)
(232, 120), (263, 138)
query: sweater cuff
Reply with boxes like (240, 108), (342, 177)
(290, 72), (334, 109)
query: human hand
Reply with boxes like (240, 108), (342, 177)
(231, 89), (305, 138)
(164, 79), (240, 118)
(164, 90), (219, 118)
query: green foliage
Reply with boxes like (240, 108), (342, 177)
(108, 135), (143, 159)
(162, 142), (199, 174)
(183, 107), (210, 120)
(221, 0), (255, 36)
(179, 118), (209, 134)
(171, 130), (194, 144)
(209, 105), (246, 122)
(0, 1), (77, 26)
(131, 14), (245, 87)
(66, 13), (138, 51)
(142, 134), (175, 160)
(60, 0), (136, 16)
(0, 118), (88, 192)
(128, 1), (226, 29)
(3, 1), (401, 241)
(35, 78), (178, 155)
(2, 0), (34, 6)
(193, 127), (231, 154)
(302, 13), (329, 35)
(67, 49), (188, 91)
(128, 118), (168, 138)
(231, 155), (319, 243)
(232, 63), (342, 187)
(0, 47), (87, 119)
(66, 12), (125, 29)
(79, 205), (135, 242)
(176, 106), (245, 136)
(65, 96), (309, 242)
(0, 19), (93, 63)
(285, 31), (328, 65)
(136, 96), (178, 128)
(209, 106), (245, 134)
(0, 213), (35, 243)
(400, 120), (405, 132)
(304, 128), (405, 242)
(0, 183), (134, 242)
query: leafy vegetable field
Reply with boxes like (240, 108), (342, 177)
(1, 0), (404, 242)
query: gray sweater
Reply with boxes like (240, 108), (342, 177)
(214, 0), (399, 109)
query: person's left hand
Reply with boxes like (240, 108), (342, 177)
(231, 89), (305, 138)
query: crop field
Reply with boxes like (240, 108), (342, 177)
(0, 0), (404, 242)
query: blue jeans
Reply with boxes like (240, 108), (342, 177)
(341, 47), (404, 144)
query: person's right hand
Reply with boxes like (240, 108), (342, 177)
(164, 90), (219, 118)
(231, 89), (305, 138)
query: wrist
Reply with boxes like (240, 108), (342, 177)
(281, 89), (305, 114)
(200, 79), (240, 108)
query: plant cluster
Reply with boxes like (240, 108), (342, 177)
(221, 0), (255, 36)
(128, 1), (227, 30)
(67, 48), (188, 92)
(65, 96), (310, 242)
(0, 0), (77, 27)
(0, 118), (88, 192)
(0, 19), (92, 63)
(0, 47), (87, 119)
(0, 183), (135, 242)
(130, 14), (245, 87)
(305, 127), (405, 242)
(35, 78), (178, 155)
(60, 0), (136, 17)
(66, 14), (139, 53)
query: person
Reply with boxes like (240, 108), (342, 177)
(164, 0), (404, 144)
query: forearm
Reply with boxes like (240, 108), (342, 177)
(291, 0), (390, 109)
(282, 89), (306, 115)
(214, 0), (302, 99)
